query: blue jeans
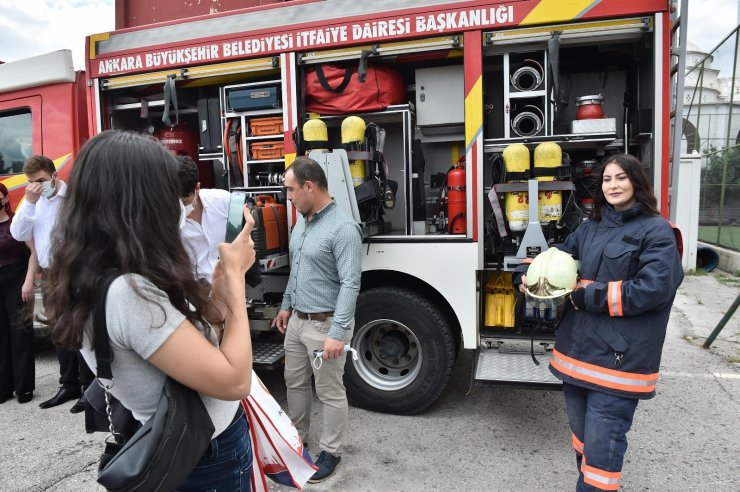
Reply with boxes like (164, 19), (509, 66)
(178, 407), (253, 491)
(563, 383), (639, 491)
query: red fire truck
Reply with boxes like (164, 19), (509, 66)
(0, 50), (89, 210)
(84, 0), (686, 414)
(0, 49), (91, 330)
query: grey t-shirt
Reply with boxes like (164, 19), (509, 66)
(79, 274), (239, 439)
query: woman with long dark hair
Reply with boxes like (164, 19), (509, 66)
(0, 183), (36, 404)
(518, 153), (683, 491)
(44, 130), (256, 490)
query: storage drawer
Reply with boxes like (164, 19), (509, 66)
(228, 86), (280, 111)
(250, 116), (283, 136)
(250, 141), (285, 160)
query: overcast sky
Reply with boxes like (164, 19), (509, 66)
(0, 0), (737, 71)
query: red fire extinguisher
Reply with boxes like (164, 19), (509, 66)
(154, 124), (199, 160)
(447, 159), (466, 234)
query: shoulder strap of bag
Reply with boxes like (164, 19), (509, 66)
(93, 275), (122, 380)
(315, 65), (353, 94)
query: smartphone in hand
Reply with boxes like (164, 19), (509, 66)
(225, 191), (262, 286)
(225, 191), (248, 243)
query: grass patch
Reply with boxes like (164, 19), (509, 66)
(699, 226), (740, 250)
(686, 269), (709, 276)
(714, 271), (740, 286)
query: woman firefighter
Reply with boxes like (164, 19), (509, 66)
(515, 153), (684, 491)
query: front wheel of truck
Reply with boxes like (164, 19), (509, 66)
(345, 287), (457, 415)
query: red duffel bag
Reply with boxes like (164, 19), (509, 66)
(305, 64), (406, 115)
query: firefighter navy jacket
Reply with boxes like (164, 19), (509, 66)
(550, 203), (684, 399)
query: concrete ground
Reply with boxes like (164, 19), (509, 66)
(0, 272), (738, 491)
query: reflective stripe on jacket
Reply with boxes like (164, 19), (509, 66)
(549, 203), (684, 399)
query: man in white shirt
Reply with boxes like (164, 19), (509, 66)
(177, 156), (231, 283)
(10, 155), (93, 412)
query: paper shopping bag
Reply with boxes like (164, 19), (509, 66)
(242, 371), (317, 491)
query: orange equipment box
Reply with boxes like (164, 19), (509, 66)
(251, 195), (288, 258)
(250, 141), (285, 160)
(250, 116), (284, 136)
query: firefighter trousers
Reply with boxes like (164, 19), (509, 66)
(563, 382), (639, 491)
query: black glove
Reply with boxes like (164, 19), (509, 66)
(570, 288), (586, 311)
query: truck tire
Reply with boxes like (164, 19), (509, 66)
(345, 287), (456, 414)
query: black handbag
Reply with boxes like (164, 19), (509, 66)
(89, 275), (215, 491)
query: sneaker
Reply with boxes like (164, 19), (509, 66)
(308, 451), (341, 483)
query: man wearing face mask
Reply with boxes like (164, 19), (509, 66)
(10, 155), (94, 412)
(177, 155), (232, 284)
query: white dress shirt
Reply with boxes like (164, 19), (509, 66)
(181, 188), (231, 283)
(9, 181), (67, 269)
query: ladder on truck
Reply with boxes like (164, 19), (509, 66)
(669, 0), (689, 222)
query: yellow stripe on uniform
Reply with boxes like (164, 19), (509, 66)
(521, 0), (600, 26)
(464, 75), (483, 150)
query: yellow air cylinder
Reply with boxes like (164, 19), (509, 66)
(502, 143), (530, 232)
(302, 118), (328, 153)
(533, 142), (563, 223)
(341, 116), (367, 187)
(485, 272), (516, 327)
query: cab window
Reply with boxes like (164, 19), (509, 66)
(0, 109), (32, 175)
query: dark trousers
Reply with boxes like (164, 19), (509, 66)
(40, 269), (93, 391)
(58, 348), (94, 390)
(0, 262), (35, 396)
(563, 382), (639, 491)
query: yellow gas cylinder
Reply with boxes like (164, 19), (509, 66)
(302, 118), (329, 154)
(502, 143), (530, 232)
(341, 116), (367, 187)
(533, 142), (563, 223)
(485, 272), (516, 327)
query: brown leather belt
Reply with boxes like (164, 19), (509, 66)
(295, 310), (334, 321)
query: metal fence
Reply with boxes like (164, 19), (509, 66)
(683, 25), (740, 251)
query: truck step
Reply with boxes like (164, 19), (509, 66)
(475, 348), (561, 386)
(253, 342), (285, 367)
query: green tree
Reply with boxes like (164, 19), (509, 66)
(701, 145), (740, 207)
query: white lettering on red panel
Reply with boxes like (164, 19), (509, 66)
(96, 5), (514, 76)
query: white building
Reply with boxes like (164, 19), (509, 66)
(682, 40), (740, 154)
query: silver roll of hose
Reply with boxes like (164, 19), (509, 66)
(511, 105), (544, 137)
(510, 59), (544, 92)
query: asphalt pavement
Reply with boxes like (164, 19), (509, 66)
(1, 272), (738, 491)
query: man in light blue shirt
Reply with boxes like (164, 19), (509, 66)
(275, 156), (362, 483)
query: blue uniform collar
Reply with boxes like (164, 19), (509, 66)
(601, 203), (643, 227)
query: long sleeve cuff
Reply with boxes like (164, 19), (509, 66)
(328, 324), (347, 341)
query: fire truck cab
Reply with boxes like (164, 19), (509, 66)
(85, 0), (683, 414)
(0, 50), (90, 330)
